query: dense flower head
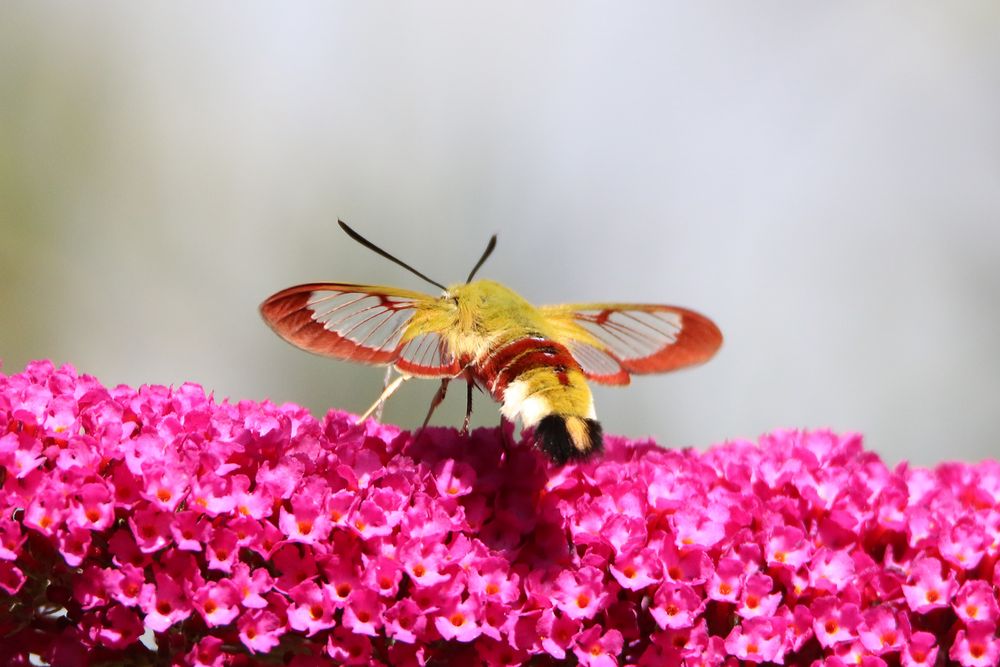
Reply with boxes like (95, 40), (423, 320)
(2, 360), (1000, 665)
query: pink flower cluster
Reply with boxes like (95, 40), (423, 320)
(1, 360), (999, 666)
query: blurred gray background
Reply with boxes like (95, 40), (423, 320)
(2, 3), (998, 466)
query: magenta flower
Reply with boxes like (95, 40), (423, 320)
(609, 547), (661, 591)
(469, 557), (520, 604)
(285, 580), (336, 635)
(765, 525), (811, 570)
(278, 496), (333, 545)
(954, 579), (1000, 626)
(382, 597), (427, 643)
(3, 360), (1000, 665)
(362, 552), (404, 597)
(139, 572), (192, 632)
(901, 556), (957, 613)
(553, 566), (610, 621)
(170, 511), (209, 551)
(86, 605), (144, 649)
(950, 621), (1000, 667)
(342, 588), (383, 636)
(811, 595), (862, 648)
(736, 572), (782, 619)
(650, 582), (703, 629)
(808, 547), (856, 593)
(707, 556), (743, 602)
(326, 625), (373, 664)
(434, 596), (483, 642)
(939, 514), (987, 570)
(537, 608), (580, 659)
(191, 579), (241, 627)
(724, 615), (787, 663)
(572, 626), (623, 667)
(902, 631), (940, 667)
(237, 608), (285, 653)
(0, 561), (26, 594)
(105, 562), (145, 607)
(858, 605), (906, 654)
(229, 562), (272, 609)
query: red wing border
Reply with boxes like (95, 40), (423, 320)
(260, 283), (461, 377)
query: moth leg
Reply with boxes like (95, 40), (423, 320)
(372, 365), (394, 422)
(356, 372), (411, 425)
(498, 414), (513, 456)
(461, 378), (474, 436)
(420, 379), (450, 430)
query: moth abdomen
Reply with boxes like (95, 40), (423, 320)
(535, 414), (604, 465)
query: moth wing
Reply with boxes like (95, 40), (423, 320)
(540, 303), (723, 385)
(260, 283), (461, 378)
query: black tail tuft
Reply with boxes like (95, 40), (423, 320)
(535, 415), (603, 465)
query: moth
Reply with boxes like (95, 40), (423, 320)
(260, 221), (722, 464)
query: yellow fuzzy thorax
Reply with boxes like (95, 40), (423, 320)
(407, 279), (560, 364)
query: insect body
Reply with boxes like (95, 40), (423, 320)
(260, 222), (722, 464)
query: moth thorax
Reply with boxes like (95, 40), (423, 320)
(535, 415), (603, 465)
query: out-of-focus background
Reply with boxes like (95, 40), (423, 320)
(2, 4), (998, 466)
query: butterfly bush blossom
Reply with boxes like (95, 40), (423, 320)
(2, 360), (999, 666)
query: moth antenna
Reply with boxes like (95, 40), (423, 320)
(466, 234), (497, 283)
(338, 220), (447, 291)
